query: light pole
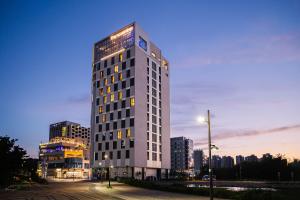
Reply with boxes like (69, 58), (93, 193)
(197, 110), (213, 200)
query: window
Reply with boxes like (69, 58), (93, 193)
(99, 88), (104, 96)
(152, 143), (157, 152)
(106, 123), (110, 131)
(98, 125), (102, 132)
(95, 152), (98, 161)
(152, 71), (157, 80)
(117, 151), (121, 159)
(110, 93), (114, 102)
(111, 57), (115, 65)
(121, 140), (125, 148)
(130, 58), (135, 67)
(122, 80), (126, 89)
(102, 114), (106, 123)
(119, 53), (123, 62)
(130, 140), (134, 148)
(107, 86), (111, 93)
(107, 68), (111, 76)
(147, 57), (149, 66)
(152, 124), (157, 133)
(126, 70), (130, 78)
(114, 102), (118, 110)
(106, 104), (110, 112)
(99, 106), (103, 113)
(96, 116), (99, 123)
(96, 98), (100, 106)
(113, 122), (117, 129)
(126, 50), (131, 59)
(104, 60), (107, 68)
(102, 152), (106, 160)
(117, 130), (122, 139)
(96, 63), (100, 71)
(126, 150), (130, 158)
(130, 118), (134, 127)
(113, 141), (117, 149)
(147, 152), (149, 160)
(118, 91), (122, 100)
(110, 132), (113, 140)
(130, 78), (134, 86)
(98, 143), (102, 151)
(96, 81), (100, 88)
(105, 142), (109, 150)
(109, 151), (113, 159)
(111, 75), (115, 83)
(152, 153), (157, 161)
(119, 73), (123, 81)
(122, 61), (126, 70)
(121, 120), (125, 128)
(122, 100), (126, 108)
(130, 97), (135, 107)
(100, 70), (104, 78)
(102, 133), (105, 141)
(152, 115), (157, 123)
(114, 65), (118, 73)
(126, 128), (131, 137)
(118, 111), (121, 119)
(126, 89), (130, 97)
(95, 134), (99, 142)
(152, 62), (157, 71)
(126, 109), (130, 117)
(152, 79), (156, 88)
(114, 83), (118, 91)
(104, 78), (108, 86)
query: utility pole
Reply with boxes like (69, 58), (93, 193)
(207, 110), (213, 200)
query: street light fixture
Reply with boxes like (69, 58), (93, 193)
(104, 154), (112, 188)
(197, 110), (213, 200)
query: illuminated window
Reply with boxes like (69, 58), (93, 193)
(100, 71), (104, 78)
(99, 106), (103, 113)
(103, 96), (107, 103)
(107, 86), (111, 93)
(119, 73), (123, 81)
(111, 93), (114, 102)
(104, 78), (108, 86)
(114, 65), (118, 73)
(126, 128), (131, 138)
(130, 97), (135, 107)
(99, 88), (104, 96)
(111, 75), (115, 83)
(117, 130), (122, 139)
(119, 53), (123, 62)
(118, 91), (122, 100)
(102, 114), (106, 123)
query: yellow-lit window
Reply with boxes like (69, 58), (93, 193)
(103, 96), (107, 103)
(104, 78), (108, 86)
(100, 71), (104, 78)
(130, 97), (135, 107)
(111, 75), (115, 83)
(117, 130), (122, 139)
(107, 86), (111, 94)
(111, 93), (114, 102)
(99, 106), (103, 113)
(119, 53), (123, 62)
(99, 88), (104, 96)
(119, 73), (123, 81)
(126, 128), (131, 138)
(114, 65), (118, 73)
(118, 91), (122, 100)
(102, 114), (106, 123)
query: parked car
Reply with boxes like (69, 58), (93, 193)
(202, 175), (216, 181)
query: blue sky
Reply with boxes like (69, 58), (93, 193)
(1, 0), (300, 158)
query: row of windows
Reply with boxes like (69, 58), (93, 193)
(96, 70), (133, 88)
(96, 139), (134, 151)
(96, 108), (131, 123)
(97, 118), (134, 132)
(146, 152), (162, 161)
(97, 98), (134, 114)
(97, 58), (135, 79)
(98, 78), (135, 94)
(95, 128), (131, 141)
(94, 149), (131, 160)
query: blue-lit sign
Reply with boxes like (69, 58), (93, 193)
(139, 36), (147, 51)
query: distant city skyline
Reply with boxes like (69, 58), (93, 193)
(0, 1), (299, 159)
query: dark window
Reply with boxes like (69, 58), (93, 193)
(121, 120), (126, 128)
(152, 80), (157, 88)
(102, 133), (105, 141)
(152, 124), (157, 133)
(113, 122), (117, 129)
(122, 81), (126, 89)
(105, 142), (109, 150)
(152, 62), (157, 71)
(98, 143), (102, 151)
(102, 152), (106, 160)
(113, 141), (117, 149)
(152, 97), (157, 106)
(118, 111), (122, 119)
(126, 89), (130, 97)
(130, 78), (134, 86)
(95, 134), (99, 142)
(104, 60), (107, 68)
(96, 116), (99, 123)
(96, 63), (101, 71)
(95, 152), (98, 161)
(106, 104), (110, 112)
(130, 118), (134, 127)
(152, 71), (157, 80)
(147, 57), (149, 66)
(111, 57), (115, 65)
(110, 113), (114, 120)
(130, 58), (135, 67)
(122, 61), (126, 70)
(126, 50), (131, 59)
(106, 123), (110, 131)
(152, 106), (157, 114)
(117, 151), (121, 159)
(109, 151), (113, 159)
(122, 100), (126, 108)
(126, 109), (130, 117)
(130, 140), (134, 148)
(107, 68), (111, 76)
(126, 150), (130, 158)
(96, 81), (100, 88)
(121, 140), (125, 149)
(114, 102), (118, 110)
(98, 125), (102, 132)
(114, 83), (118, 91)
(96, 98), (100, 106)
(110, 132), (113, 140)
(126, 70), (130, 78)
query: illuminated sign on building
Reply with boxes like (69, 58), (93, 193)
(139, 36), (147, 51)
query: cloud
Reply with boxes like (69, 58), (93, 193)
(194, 124), (300, 146)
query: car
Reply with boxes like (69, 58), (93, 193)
(202, 175), (216, 181)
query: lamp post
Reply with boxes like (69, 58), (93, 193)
(197, 110), (213, 200)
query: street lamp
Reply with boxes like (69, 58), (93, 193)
(197, 110), (213, 200)
(104, 154), (113, 188)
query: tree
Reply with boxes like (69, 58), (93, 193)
(0, 136), (27, 187)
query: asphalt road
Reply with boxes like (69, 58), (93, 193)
(0, 181), (226, 200)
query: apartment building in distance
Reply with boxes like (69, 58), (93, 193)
(90, 22), (170, 180)
(193, 149), (204, 175)
(170, 137), (194, 175)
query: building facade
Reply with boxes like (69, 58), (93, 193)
(211, 155), (222, 169)
(193, 149), (204, 175)
(90, 22), (170, 180)
(170, 137), (194, 174)
(236, 155), (245, 165)
(221, 156), (234, 168)
(49, 121), (91, 147)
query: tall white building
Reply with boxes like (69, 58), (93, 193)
(90, 22), (170, 180)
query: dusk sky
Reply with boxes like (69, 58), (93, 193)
(1, 0), (299, 159)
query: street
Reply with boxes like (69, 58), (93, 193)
(0, 181), (226, 200)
